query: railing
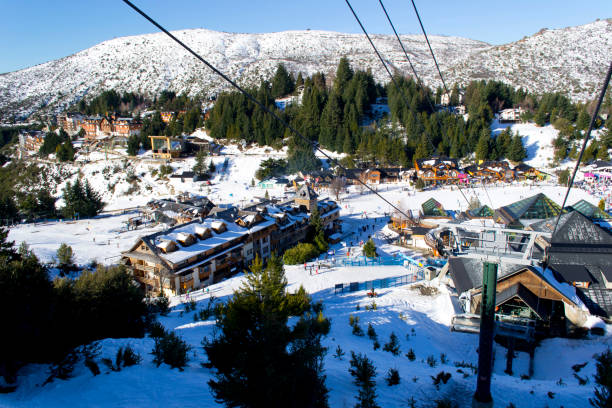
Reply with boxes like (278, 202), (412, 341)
(334, 272), (424, 294)
(132, 263), (156, 273)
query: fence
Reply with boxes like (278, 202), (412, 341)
(338, 256), (405, 267)
(334, 272), (424, 295)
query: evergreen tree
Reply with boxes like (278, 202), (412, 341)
(56, 140), (75, 162)
(576, 109), (591, 131)
(334, 57), (353, 96)
(56, 243), (75, 273)
(382, 332), (400, 356)
(193, 150), (208, 177)
(61, 179), (104, 218)
(508, 134), (527, 162)
(495, 127), (512, 158)
(0, 195), (18, 222)
(590, 348), (612, 408)
(349, 351), (380, 408)
(127, 135), (140, 156)
(363, 239), (377, 258)
(204, 254), (331, 408)
(271, 64), (295, 98)
(39, 130), (68, 156)
(475, 130), (490, 161)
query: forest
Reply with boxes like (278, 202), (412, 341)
(204, 58), (610, 172)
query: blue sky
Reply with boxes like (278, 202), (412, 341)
(1, 0), (610, 74)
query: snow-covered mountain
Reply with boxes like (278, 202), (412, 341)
(1, 19), (610, 120)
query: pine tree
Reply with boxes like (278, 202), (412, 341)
(62, 179), (104, 218)
(382, 332), (400, 356)
(56, 141), (75, 162)
(508, 134), (527, 162)
(349, 351), (380, 408)
(475, 129), (490, 161)
(590, 348), (612, 408)
(576, 109), (591, 131)
(56, 243), (75, 274)
(271, 64), (295, 98)
(127, 135), (140, 156)
(363, 239), (377, 258)
(334, 57), (353, 96)
(193, 150), (208, 177)
(204, 254), (330, 408)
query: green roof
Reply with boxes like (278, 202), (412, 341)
(501, 193), (561, 221)
(422, 198), (446, 217)
(468, 205), (494, 218)
(567, 199), (611, 220)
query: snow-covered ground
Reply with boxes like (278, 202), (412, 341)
(4, 138), (611, 407)
(491, 120), (558, 169)
(2, 257), (610, 407)
(7, 177), (598, 266)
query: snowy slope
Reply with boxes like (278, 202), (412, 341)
(2, 261), (610, 407)
(446, 19), (612, 101)
(2, 19), (611, 120)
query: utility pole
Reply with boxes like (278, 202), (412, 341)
(473, 261), (498, 407)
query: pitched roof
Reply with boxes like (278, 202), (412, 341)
(551, 211), (612, 247)
(550, 264), (595, 283)
(495, 283), (552, 321)
(448, 257), (527, 294)
(496, 193), (561, 224)
(467, 205), (494, 218)
(567, 199), (611, 220)
(296, 184), (318, 200)
(545, 211), (612, 275)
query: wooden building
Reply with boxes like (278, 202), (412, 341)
(448, 257), (584, 335)
(414, 157), (463, 185)
(513, 163), (549, 181)
(18, 130), (45, 152)
(463, 161), (514, 182)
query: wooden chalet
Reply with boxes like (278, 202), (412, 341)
(463, 161), (514, 182)
(82, 114), (142, 141)
(414, 157), (463, 185)
(513, 163), (548, 181)
(499, 107), (525, 123)
(359, 168), (402, 184)
(82, 116), (103, 140)
(447, 257), (585, 336)
(144, 195), (215, 225)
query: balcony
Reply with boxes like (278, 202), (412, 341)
(131, 263), (157, 273)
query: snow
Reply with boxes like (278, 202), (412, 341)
(3, 140), (611, 406)
(3, 20), (610, 120)
(3, 257), (610, 407)
(491, 120), (558, 169)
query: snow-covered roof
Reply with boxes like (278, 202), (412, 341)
(153, 218), (248, 264)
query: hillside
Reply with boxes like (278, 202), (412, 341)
(1, 19), (611, 120)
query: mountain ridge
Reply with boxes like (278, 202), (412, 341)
(1, 19), (610, 121)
